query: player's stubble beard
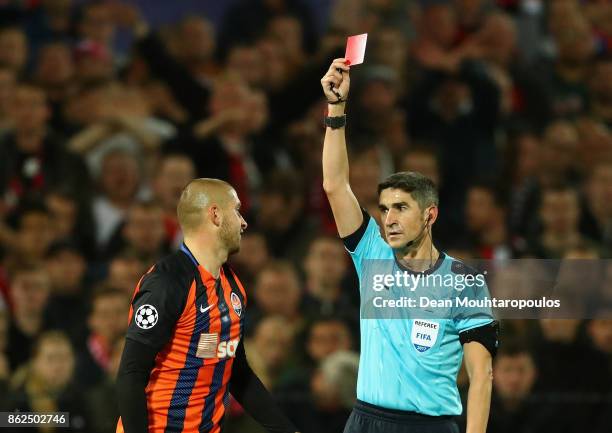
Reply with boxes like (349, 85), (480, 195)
(220, 218), (241, 255)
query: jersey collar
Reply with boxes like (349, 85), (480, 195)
(394, 251), (446, 275)
(180, 242), (199, 266)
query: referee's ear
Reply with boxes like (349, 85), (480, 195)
(425, 206), (438, 228)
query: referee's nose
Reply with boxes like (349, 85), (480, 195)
(384, 208), (398, 227)
(240, 214), (248, 231)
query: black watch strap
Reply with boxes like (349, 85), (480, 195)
(324, 114), (347, 130)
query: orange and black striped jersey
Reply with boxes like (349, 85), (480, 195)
(116, 245), (247, 433)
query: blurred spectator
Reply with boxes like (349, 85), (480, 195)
(0, 27), (28, 76)
(532, 319), (611, 433)
(217, 0), (318, 60)
(74, 287), (128, 389)
(34, 42), (75, 112)
(575, 116), (612, 173)
(413, 2), (457, 60)
(308, 351), (359, 433)
(174, 77), (267, 213)
(74, 40), (114, 85)
(106, 199), (169, 265)
(171, 16), (218, 83)
(256, 36), (293, 92)
(368, 28), (409, 93)
(302, 236), (356, 320)
(230, 231), (271, 288)
(91, 149), (142, 251)
(400, 145), (441, 187)
(0, 65), (16, 133)
(86, 337), (124, 433)
(526, 185), (591, 258)
(350, 65), (403, 143)
(348, 146), (385, 219)
(152, 152), (195, 248)
(306, 317), (353, 366)
(6, 331), (90, 431)
(44, 188), (95, 256)
(105, 251), (147, 298)
(68, 83), (174, 175)
(281, 343), (360, 432)
(265, 15), (306, 73)
(225, 44), (266, 89)
(251, 261), (303, 330)
(510, 121), (581, 240)
(77, 1), (116, 49)
(581, 160), (612, 252)
(531, 8), (595, 121)
(587, 312), (612, 360)
(6, 264), (51, 370)
(0, 83), (91, 215)
(408, 50), (501, 233)
(3, 202), (54, 267)
(590, 56), (612, 128)
(43, 241), (89, 344)
(129, 12), (212, 122)
(246, 315), (296, 389)
(255, 171), (318, 263)
(486, 339), (551, 433)
(464, 182), (511, 259)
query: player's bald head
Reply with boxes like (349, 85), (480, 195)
(177, 178), (235, 233)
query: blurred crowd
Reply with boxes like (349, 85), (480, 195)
(0, 0), (611, 432)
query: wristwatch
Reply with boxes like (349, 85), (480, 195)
(324, 114), (347, 130)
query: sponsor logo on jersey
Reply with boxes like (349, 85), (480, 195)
(411, 320), (440, 352)
(196, 333), (240, 359)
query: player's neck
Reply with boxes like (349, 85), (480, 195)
(183, 237), (227, 279)
(396, 238), (440, 272)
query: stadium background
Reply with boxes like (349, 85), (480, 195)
(0, 0), (611, 432)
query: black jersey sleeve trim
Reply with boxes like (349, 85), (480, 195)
(116, 338), (158, 433)
(459, 321), (499, 358)
(230, 341), (297, 433)
(342, 208), (370, 253)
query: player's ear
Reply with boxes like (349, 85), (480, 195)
(209, 204), (222, 227)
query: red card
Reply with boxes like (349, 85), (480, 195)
(345, 33), (368, 66)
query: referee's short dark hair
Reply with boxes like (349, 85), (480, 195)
(377, 171), (439, 210)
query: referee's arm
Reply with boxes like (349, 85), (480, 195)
(320, 59), (363, 238)
(463, 342), (493, 433)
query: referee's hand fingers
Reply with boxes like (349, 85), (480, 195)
(328, 58), (350, 74)
(330, 70), (343, 81)
(324, 76), (340, 87)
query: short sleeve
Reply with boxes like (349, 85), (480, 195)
(126, 271), (186, 352)
(342, 210), (385, 259)
(452, 270), (495, 333)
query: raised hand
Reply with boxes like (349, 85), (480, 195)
(320, 58), (351, 104)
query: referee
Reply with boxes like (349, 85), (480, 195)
(320, 59), (498, 433)
(115, 179), (298, 433)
